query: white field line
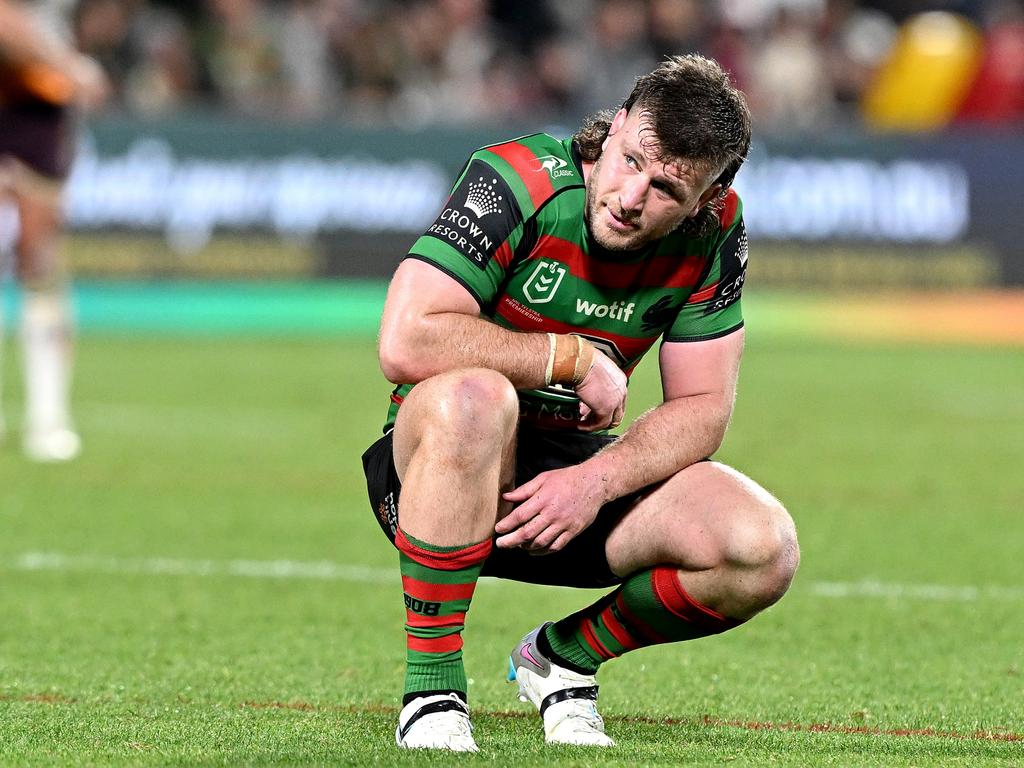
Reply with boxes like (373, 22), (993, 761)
(4, 552), (1023, 602)
(7, 551), (396, 584)
(810, 580), (1024, 602)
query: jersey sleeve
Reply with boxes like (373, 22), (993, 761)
(405, 152), (527, 308)
(665, 200), (748, 342)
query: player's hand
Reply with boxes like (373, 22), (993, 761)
(574, 350), (627, 432)
(68, 54), (110, 112)
(494, 464), (608, 553)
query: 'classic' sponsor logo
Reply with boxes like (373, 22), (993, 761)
(535, 155), (574, 179)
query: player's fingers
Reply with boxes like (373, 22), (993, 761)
(495, 502), (549, 542)
(549, 531), (575, 552)
(527, 523), (563, 551)
(500, 510), (554, 549)
(535, 530), (575, 555)
(610, 402), (625, 429)
(494, 501), (538, 534)
(495, 530), (525, 549)
(576, 417), (605, 433)
(520, 514), (554, 545)
(578, 407), (613, 432)
(501, 475), (543, 502)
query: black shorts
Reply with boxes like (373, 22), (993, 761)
(362, 426), (644, 589)
(0, 100), (74, 181)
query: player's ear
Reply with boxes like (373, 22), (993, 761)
(602, 108), (629, 151)
(691, 182), (722, 217)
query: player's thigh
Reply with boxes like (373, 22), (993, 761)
(391, 368), (519, 482)
(0, 104), (71, 283)
(604, 460), (792, 578)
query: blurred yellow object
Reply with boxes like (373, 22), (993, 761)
(863, 12), (984, 131)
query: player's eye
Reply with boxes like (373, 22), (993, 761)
(624, 153), (638, 168)
(652, 182), (675, 200)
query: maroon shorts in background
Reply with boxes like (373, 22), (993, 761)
(0, 99), (75, 181)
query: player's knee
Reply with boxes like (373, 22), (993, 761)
(15, 245), (64, 289)
(444, 368), (518, 428)
(423, 369), (518, 457)
(734, 501), (799, 610)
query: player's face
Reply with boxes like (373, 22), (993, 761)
(585, 108), (721, 251)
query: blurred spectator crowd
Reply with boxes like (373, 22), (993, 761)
(70, 0), (1024, 130)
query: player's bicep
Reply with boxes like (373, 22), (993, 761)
(378, 260), (480, 380)
(658, 328), (744, 403)
(380, 259), (479, 340)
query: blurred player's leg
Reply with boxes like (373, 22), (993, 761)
(0, 183), (17, 444)
(0, 282), (4, 443)
(15, 186), (79, 462)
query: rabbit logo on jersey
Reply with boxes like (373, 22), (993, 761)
(536, 155), (573, 178)
(522, 259), (567, 304)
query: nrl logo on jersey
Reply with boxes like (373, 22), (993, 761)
(522, 259), (567, 304)
(535, 155), (574, 179)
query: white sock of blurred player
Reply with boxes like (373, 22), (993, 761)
(20, 287), (79, 461)
(0, 201), (13, 442)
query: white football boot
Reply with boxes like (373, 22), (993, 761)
(508, 623), (614, 747)
(395, 693), (479, 752)
(23, 426), (81, 463)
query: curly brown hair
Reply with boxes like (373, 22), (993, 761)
(574, 55), (751, 238)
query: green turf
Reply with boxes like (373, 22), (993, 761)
(0, 291), (1022, 766)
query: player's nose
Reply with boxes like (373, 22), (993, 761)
(619, 177), (648, 214)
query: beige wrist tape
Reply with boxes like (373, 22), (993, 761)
(545, 333), (596, 386)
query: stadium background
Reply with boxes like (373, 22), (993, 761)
(2, 1), (1022, 765)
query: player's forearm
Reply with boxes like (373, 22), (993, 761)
(379, 310), (550, 390)
(583, 392), (734, 503)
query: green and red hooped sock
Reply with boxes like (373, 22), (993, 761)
(395, 527), (492, 704)
(542, 565), (742, 674)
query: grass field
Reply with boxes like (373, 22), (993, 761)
(1, 285), (1022, 766)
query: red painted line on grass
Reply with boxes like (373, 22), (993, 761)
(0, 693), (76, 704)
(241, 701), (1023, 743)
(241, 700), (317, 711)
(9, 693), (1020, 744)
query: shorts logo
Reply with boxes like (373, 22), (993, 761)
(522, 259), (567, 304)
(535, 155), (573, 179)
(464, 176), (504, 218)
(378, 491), (398, 536)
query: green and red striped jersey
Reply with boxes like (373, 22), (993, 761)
(384, 132), (748, 431)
